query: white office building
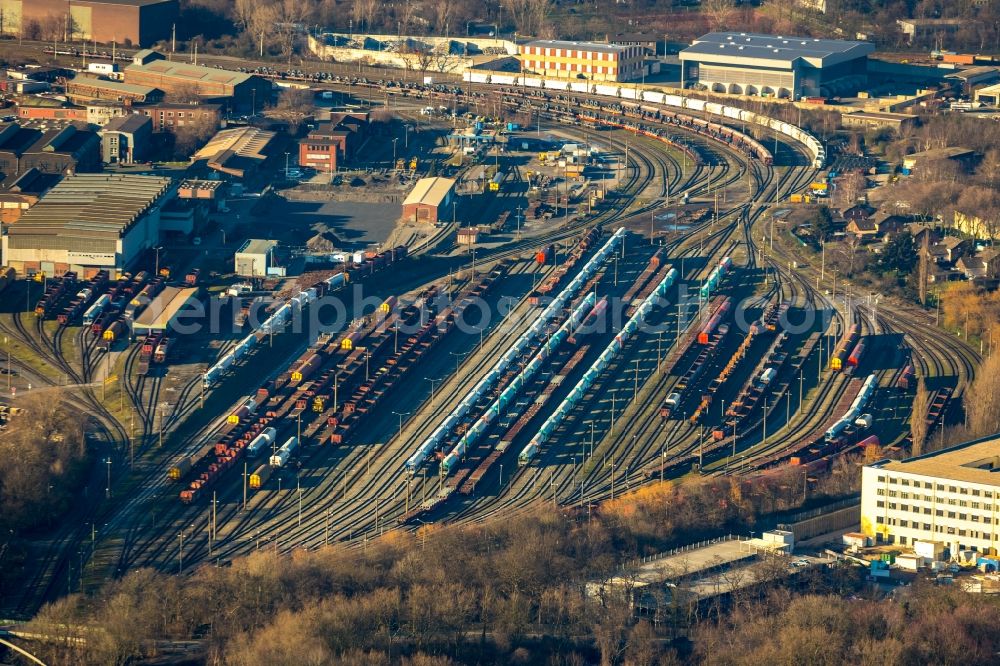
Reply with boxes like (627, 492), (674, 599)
(861, 435), (1000, 557)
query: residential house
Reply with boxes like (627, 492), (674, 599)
(872, 211), (908, 236)
(936, 236), (973, 264)
(843, 204), (875, 223)
(904, 222), (936, 245)
(846, 218), (878, 238)
(956, 249), (1000, 280)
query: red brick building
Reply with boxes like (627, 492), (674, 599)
(297, 113), (368, 173)
(9, 0), (178, 47)
(16, 105), (88, 123)
(134, 103), (222, 133)
(401, 177), (456, 225)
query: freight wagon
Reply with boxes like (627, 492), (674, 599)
(249, 464), (273, 489)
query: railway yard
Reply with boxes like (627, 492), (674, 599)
(0, 49), (983, 619)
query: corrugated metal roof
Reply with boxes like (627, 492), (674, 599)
(402, 177), (455, 207)
(134, 286), (199, 330)
(193, 127), (274, 162)
(126, 60), (254, 86)
(68, 74), (158, 96)
(7, 173), (171, 242)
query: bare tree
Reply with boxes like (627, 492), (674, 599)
(911, 377), (929, 456)
(967, 352), (1000, 437)
(431, 0), (453, 36)
(501, 0), (551, 38)
(919, 232), (930, 306)
(703, 0), (737, 31)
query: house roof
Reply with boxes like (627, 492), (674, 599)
(939, 236), (968, 249)
(848, 218), (877, 232)
(101, 114), (151, 134)
(843, 204), (875, 219)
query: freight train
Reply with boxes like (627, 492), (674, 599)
(829, 324), (860, 372)
(440, 292), (597, 476)
(406, 229), (625, 475)
(519, 267), (678, 465)
(464, 71), (825, 168)
(824, 373), (878, 443)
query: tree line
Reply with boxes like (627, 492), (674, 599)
(21, 464), (870, 665)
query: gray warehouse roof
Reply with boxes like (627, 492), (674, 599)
(7, 173), (172, 244)
(681, 32), (874, 69)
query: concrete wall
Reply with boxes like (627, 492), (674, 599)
(308, 34), (506, 75)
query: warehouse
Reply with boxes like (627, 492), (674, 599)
(1, 173), (173, 276)
(132, 286), (199, 336)
(841, 111), (917, 133)
(235, 239), (277, 277)
(519, 40), (645, 82)
(861, 435), (1000, 557)
(680, 32), (874, 98)
(191, 127), (277, 179)
(65, 75), (162, 105)
(124, 57), (271, 112)
(0, 0), (178, 47)
(401, 177), (456, 225)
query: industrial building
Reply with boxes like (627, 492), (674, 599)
(518, 40), (645, 82)
(65, 75), (162, 105)
(0, 0), (178, 46)
(297, 113), (368, 173)
(401, 177), (456, 225)
(235, 239), (277, 277)
(841, 111), (918, 133)
(896, 18), (963, 45)
(99, 114), (152, 164)
(1, 173), (173, 276)
(679, 32), (874, 98)
(0, 122), (101, 177)
(16, 105), (89, 123)
(902, 146), (976, 173)
(124, 55), (271, 112)
(191, 127), (277, 179)
(861, 435), (1000, 557)
(132, 286), (199, 336)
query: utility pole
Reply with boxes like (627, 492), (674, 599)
(210, 491), (216, 557)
